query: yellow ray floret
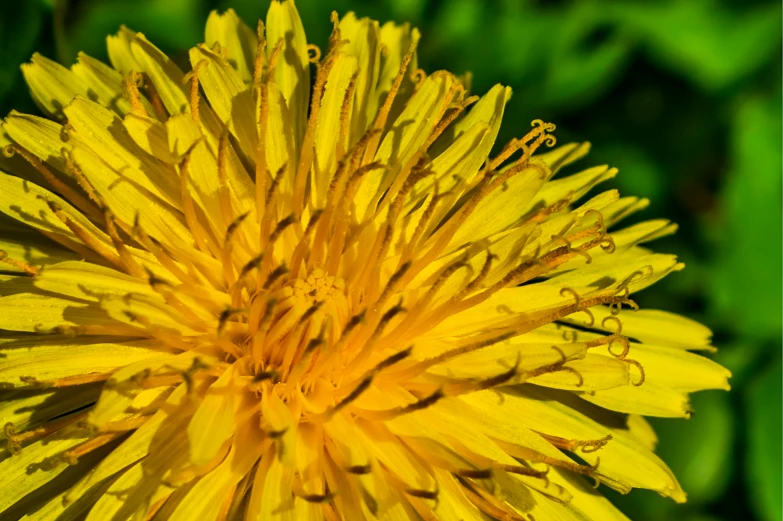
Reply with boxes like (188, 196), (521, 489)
(0, 1), (729, 520)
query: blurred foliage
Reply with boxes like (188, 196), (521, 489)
(0, 0), (780, 520)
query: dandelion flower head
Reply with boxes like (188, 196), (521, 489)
(0, 1), (730, 519)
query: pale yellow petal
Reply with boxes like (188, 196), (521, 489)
(21, 53), (90, 120)
(450, 164), (546, 249)
(492, 386), (686, 501)
(0, 275), (119, 333)
(35, 260), (160, 300)
(88, 352), (205, 427)
(355, 72), (455, 222)
(131, 33), (189, 116)
(534, 165), (617, 209)
(312, 53), (358, 206)
(71, 52), (147, 116)
(528, 353), (630, 391)
(0, 384), (100, 441)
(537, 141), (591, 175)
(0, 219), (81, 271)
(63, 96), (181, 206)
(123, 113), (177, 163)
(68, 141), (193, 250)
(339, 13), (381, 141)
(170, 420), (264, 521)
(0, 427), (92, 512)
(266, 0), (310, 151)
(106, 26), (142, 75)
(377, 21), (420, 121)
(189, 44), (258, 159)
(565, 306), (714, 350)
(188, 363), (245, 466)
(408, 83), (510, 215)
(0, 336), (167, 387)
(205, 9), (257, 84)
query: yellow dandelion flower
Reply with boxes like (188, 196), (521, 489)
(0, 2), (730, 520)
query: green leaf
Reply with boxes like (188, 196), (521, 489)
(64, 0), (205, 64)
(710, 94), (782, 339)
(539, 2), (633, 109)
(745, 356), (783, 521)
(651, 391), (735, 505)
(610, 0), (781, 91)
(0, 0), (45, 113)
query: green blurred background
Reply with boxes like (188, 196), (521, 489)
(0, 0), (780, 520)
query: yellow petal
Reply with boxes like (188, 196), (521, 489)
(549, 468), (630, 521)
(170, 420), (264, 521)
(89, 352), (205, 428)
(188, 363), (244, 466)
(63, 96), (181, 206)
(35, 260), (160, 301)
(246, 443), (297, 521)
(66, 384), (190, 503)
(409, 83), (510, 212)
(567, 307), (714, 350)
(534, 165), (617, 209)
(611, 219), (678, 250)
(493, 386), (686, 501)
(0, 384), (100, 441)
(450, 164), (546, 249)
(205, 9), (257, 84)
(21, 53), (90, 120)
(0, 219), (80, 271)
(425, 340), (587, 380)
(0, 427), (92, 512)
(537, 141), (591, 175)
(581, 381), (695, 419)
(260, 81), (296, 187)
(355, 72), (455, 222)
(528, 353), (630, 391)
(123, 113), (177, 163)
(377, 21), (420, 120)
(261, 388), (297, 467)
(549, 251), (684, 295)
(0, 275), (117, 333)
(312, 53), (358, 206)
(71, 52), (147, 116)
(0, 335), (166, 387)
(189, 44), (258, 159)
(131, 33), (189, 116)
(106, 26), (142, 75)
(266, 0), (310, 151)
(3, 112), (70, 174)
(602, 195), (650, 226)
(85, 460), (172, 521)
(339, 13), (381, 141)
(624, 414), (658, 451)
(68, 141), (193, 250)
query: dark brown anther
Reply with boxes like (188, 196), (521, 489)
(341, 309), (366, 337)
(373, 346), (413, 373)
(298, 492), (335, 503)
(268, 214), (296, 246)
(218, 308), (247, 335)
(299, 301), (324, 325)
(405, 487), (439, 501)
(455, 468), (493, 479)
(345, 463), (372, 474)
(225, 212), (251, 245)
(330, 374), (374, 415)
(263, 264), (289, 290)
(240, 253), (265, 278)
(253, 370), (278, 383)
